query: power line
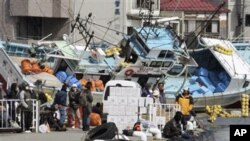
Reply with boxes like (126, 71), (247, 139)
(78, 0), (85, 14)
(80, 18), (127, 35)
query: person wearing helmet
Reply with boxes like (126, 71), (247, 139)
(175, 87), (194, 123)
(19, 81), (33, 133)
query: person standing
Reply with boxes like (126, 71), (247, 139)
(141, 83), (153, 98)
(52, 84), (68, 128)
(158, 82), (166, 104)
(0, 82), (8, 127)
(68, 84), (81, 128)
(79, 82), (93, 131)
(175, 87), (194, 123)
(19, 82), (33, 133)
(7, 83), (19, 123)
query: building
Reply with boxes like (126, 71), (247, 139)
(72, 0), (160, 44)
(160, 0), (229, 39)
(0, 0), (71, 42)
(226, 0), (250, 41)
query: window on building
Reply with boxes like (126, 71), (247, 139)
(137, 0), (158, 9)
(245, 15), (250, 26)
(205, 21), (219, 33)
(137, 0), (148, 8)
(185, 20), (196, 33)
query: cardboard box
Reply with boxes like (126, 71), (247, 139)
(122, 87), (141, 97)
(127, 116), (138, 125)
(110, 87), (122, 96)
(108, 96), (118, 105)
(117, 116), (127, 124)
(138, 97), (145, 107)
(108, 107), (116, 115)
(118, 97), (128, 105)
(103, 105), (110, 113)
(126, 106), (139, 115)
(107, 115), (118, 123)
(127, 97), (139, 106)
(116, 106), (126, 115)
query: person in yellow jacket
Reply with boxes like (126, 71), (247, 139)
(175, 87), (194, 123)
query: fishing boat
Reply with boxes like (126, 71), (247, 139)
(165, 36), (250, 110)
(231, 41), (250, 64)
(0, 40), (62, 93)
(31, 26), (250, 110)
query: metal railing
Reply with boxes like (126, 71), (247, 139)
(0, 99), (39, 133)
(147, 103), (180, 131)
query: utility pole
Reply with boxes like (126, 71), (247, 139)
(242, 0), (245, 41)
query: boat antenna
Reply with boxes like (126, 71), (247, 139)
(71, 12), (94, 44)
(186, 1), (226, 48)
(71, 14), (80, 33)
(139, 0), (155, 42)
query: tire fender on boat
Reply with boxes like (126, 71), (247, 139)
(125, 69), (134, 76)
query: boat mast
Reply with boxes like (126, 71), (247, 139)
(186, 2), (226, 49)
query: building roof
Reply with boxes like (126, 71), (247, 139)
(161, 0), (229, 13)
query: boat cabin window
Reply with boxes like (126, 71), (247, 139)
(235, 45), (250, 50)
(149, 61), (172, 68)
(158, 50), (174, 58)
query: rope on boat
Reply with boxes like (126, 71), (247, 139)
(175, 67), (189, 96)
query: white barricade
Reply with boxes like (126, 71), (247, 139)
(0, 99), (39, 133)
(147, 103), (180, 131)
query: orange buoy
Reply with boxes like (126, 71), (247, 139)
(41, 65), (54, 74)
(46, 68), (54, 74)
(31, 61), (41, 73)
(21, 59), (32, 74)
(80, 78), (88, 86)
(95, 80), (104, 91)
(91, 80), (96, 92)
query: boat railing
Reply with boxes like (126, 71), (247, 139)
(0, 48), (24, 85)
(0, 99), (39, 133)
(147, 103), (180, 131)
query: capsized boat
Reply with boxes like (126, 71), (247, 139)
(0, 41), (62, 92)
(232, 41), (250, 65)
(165, 36), (250, 110)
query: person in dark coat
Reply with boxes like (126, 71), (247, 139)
(163, 111), (186, 138)
(141, 83), (153, 98)
(7, 83), (19, 123)
(52, 84), (67, 127)
(79, 82), (93, 131)
(68, 84), (81, 128)
(0, 82), (8, 127)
